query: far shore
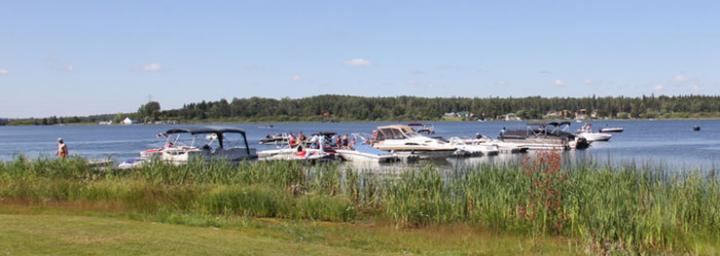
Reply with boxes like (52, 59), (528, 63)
(2, 117), (720, 127)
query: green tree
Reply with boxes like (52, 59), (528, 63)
(138, 101), (161, 122)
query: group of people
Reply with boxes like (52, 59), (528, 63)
(286, 132), (355, 150)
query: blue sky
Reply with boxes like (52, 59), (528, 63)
(1, 1), (719, 118)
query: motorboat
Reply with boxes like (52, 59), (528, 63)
(693, 126), (701, 131)
(259, 133), (290, 145)
(576, 123), (612, 142)
(450, 133), (529, 154)
(599, 127), (624, 133)
(336, 144), (401, 163)
(371, 125), (457, 158)
(121, 127), (257, 168)
(499, 121), (591, 150)
(257, 132), (337, 162)
(407, 122), (435, 135)
(257, 146), (335, 162)
(447, 137), (500, 157)
(322, 133), (399, 163)
(468, 134), (530, 154)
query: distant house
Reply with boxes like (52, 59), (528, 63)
(504, 113), (521, 121)
(575, 109), (588, 120)
(121, 117), (134, 125)
(544, 110), (572, 119)
(544, 110), (563, 119)
(443, 112), (458, 118)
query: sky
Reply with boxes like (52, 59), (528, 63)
(1, 1), (719, 118)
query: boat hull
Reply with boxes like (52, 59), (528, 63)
(578, 132), (612, 142)
(598, 127), (624, 133)
(336, 149), (400, 163)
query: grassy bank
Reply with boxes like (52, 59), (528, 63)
(0, 205), (578, 255)
(1, 155), (719, 254)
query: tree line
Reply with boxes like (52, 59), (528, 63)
(164, 94), (720, 121)
(3, 94), (719, 125)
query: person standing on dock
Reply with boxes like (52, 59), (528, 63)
(56, 138), (68, 158)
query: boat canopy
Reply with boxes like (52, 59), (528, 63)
(163, 127), (249, 151)
(164, 127), (247, 136)
(312, 131), (337, 137)
(527, 120), (572, 126)
(376, 125), (416, 140)
(378, 125), (415, 134)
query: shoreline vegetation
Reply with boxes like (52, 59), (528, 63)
(2, 94), (720, 126)
(1, 153), (719, 254)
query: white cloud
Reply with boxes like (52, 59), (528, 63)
(553, 79), (566, 87)
(672, 74), (688, 83)
(495, 81), (508, 86)
(584, 79), (593, 86)
(344, 58), (371, 67)
(691, 84), (700, 93)
(0, 68), (8, 76)
(291, 74), (302, 81)
(64, 65), (74, 72)
(142, 63), (162, 72)
(654, 84), (664, 91)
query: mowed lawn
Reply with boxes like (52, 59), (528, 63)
(0, 207), (580, 255)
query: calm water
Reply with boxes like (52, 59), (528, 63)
(0, 120), (718, 170)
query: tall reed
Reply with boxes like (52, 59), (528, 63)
(1, 154), (719, 253)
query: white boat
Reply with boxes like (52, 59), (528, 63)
(577, 123), (612, 142)
(598, 127), (624, 133)
(447, 137), (499, 157)
(120, 127), (257, 168)
(467, 134), (530, 154)
(258, 133), (337, 162)
(371, 125), (457, 158)
(259, 133), (290, 145)
(336, 144), (401, 163)
(499, 121), (591, 150)
(257, 146), (335, 162)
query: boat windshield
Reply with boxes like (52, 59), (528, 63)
(222, 132), (250, 149)
(378, 128), (408, 140)
(163, 133), (197, 148)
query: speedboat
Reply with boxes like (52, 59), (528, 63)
(336, 144), (401, 163)
(447, 137), (500, 157)
(407, 122), (435, 135)
(121, 127), (257, 168)
(257, 132), (337, 162)
(499, 121), (591, 150)
(576, 123), (612, 142)
(257, 146), (335, 162)
(599, 127), (624, 133)
(371, 125), (457, 158)
(331, 133), (401, 163)
(259, 133), (290, 145)
(450, 133), (529, 154)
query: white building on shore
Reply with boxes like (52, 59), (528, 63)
(121, 117), (133, 125)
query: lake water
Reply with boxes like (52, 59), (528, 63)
(1, 120), (718, 170)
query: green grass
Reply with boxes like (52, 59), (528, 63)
(0, 205), (581, 255)
(1, 154), (720, 254)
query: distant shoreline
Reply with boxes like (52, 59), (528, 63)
(2, 117), (719, 127)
